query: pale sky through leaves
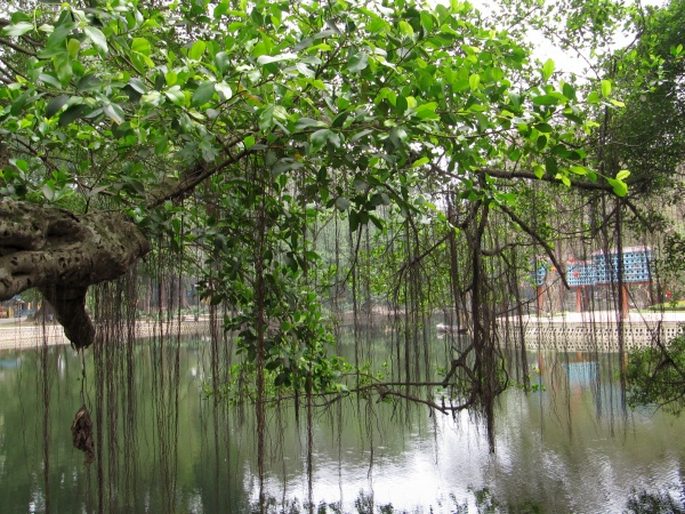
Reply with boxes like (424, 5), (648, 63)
(433, 0), (667, 80)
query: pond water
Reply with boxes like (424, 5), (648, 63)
(0, 329), (684, 513)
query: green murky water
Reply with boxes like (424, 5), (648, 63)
(0, 331), (683, 513)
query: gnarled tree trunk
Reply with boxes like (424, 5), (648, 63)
(0, 200), (150, 349)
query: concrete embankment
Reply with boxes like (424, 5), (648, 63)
(438, 310), (685, 352)
(0, 319), (212, 351)
(513, 310), (685, 351)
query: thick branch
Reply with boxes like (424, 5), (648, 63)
(478, 167), (611, 192)
(147, 147), (252, 208)
(498, 203), (570, 289)
(0, 200), (150, 348)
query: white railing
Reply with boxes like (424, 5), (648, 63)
(509, 320), (683, 352)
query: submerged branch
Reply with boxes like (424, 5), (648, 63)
(256, 374), (478, 416)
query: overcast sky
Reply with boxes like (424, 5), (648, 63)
(433, 0), (667, 79)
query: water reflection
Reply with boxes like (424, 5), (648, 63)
(0, 337), (683, 513)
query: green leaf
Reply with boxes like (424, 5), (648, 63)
(350, 129), (373, 142)
(141, 90), (162, 106)
(215, 81), (232, 101)
(165, 70), (178, 86)
(508, 147), (522, 161)
(11, 158), (28, 172)
(243, 135), (256, 148)
(412, 156), (430, 168)
(332, 111), (350, 128)
(131, 37), (152, 56)
(396, 95), (408, 115)
(272, 105), (288, 123)
(557, 173), (571, 187)
(3, 21), (33, 37)
(295, 117), (327, 130)
(199, 139), (219, 162)
(127, 78), (146, 94)
(271, 158), (303, 175)
(532, 95), (559, 106)
(545, 156), (558, 175)
(569, 165), (589, 176)
(536, 134), (547, 150)
(189, 40), (207, 60)
(46, 95), (69, 118)
(215, 51), (230, 72)
(349, 210), (360, 232)
(562, 82), (576, 100)
(601, 79), (612, 98)
(39, 73), (62, 88)
(616, 169), (630, 181)
(165, 85), (185, 105)
(103, 102), (125, 124)
(469, 73), (480, 91)
(77, 74), (102, 92)
(587, 91), (601, 105)
(295, 62), (315, 78)
(10, 92), (28, 116)
(257, 53), (296, 65)
(192, 82), (215, 107)
(399, 20), (414, 37)
(495, 191), (517, 206)
(541, 58), (555, 81)
(348, 52), (368, 73)
(44, 19), (74, 56)
(84, 26), (108, 53)
(388, 126), (408, 148)
(42, 184), (55, 201)
(467, 103), (487, 112)
(309, 129), (340, 147)
(67, 38), (80, 58)
(54, 53), (73, 84)
(59, 104), (89, 126)
(414, 102), (439, 120)
(607, 177), (627, 197)
(259, 105), (275, 131)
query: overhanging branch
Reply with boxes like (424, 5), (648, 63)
(0, 200), (150, 348)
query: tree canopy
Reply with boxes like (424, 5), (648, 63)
(0, 0), (623, 212)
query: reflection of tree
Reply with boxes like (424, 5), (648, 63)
(0, 344), (251, 512)
(0, 348), (83, 513)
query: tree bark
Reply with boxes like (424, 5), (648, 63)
(0, 200), (150, 348)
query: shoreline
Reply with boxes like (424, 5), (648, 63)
(3, 308), (684, 352)
(0, 318), (212, 351)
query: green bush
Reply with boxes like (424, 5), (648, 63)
(626, 334), (685, 414)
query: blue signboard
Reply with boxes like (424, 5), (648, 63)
(567, 260), (595, 287)
(534, 247), (652, 288)
(534, 265), (547, 286)
(592, 247), (652, 284)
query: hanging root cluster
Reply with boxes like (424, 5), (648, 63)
(71, 404), (95, 466)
